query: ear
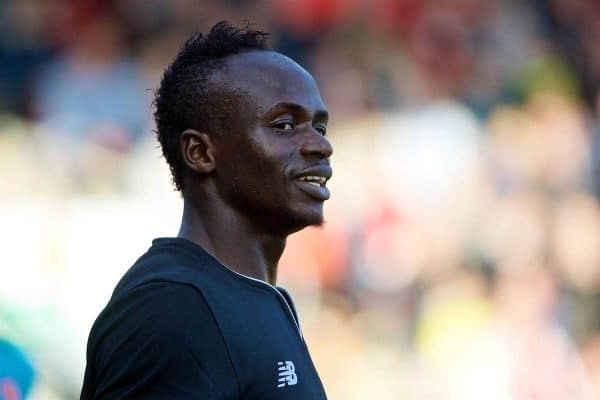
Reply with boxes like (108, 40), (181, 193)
(180, 129), (216, 174)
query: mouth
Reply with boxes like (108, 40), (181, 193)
(294, 167), (332, 201)
(296, 175), (327, 186)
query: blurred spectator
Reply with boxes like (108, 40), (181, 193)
(0, 1), (55, 115)
(33, 12), (147, 153)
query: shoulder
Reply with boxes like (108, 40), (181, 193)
(91, 282), (220, 356)
(84, 282), (238, 399)
(137, 282), (218, 345)
(111, 238), (221, 296)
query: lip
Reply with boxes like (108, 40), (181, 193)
(294, 165), (333, 181)
(294, 180), (331, 201)
(293, 165), (332, 201)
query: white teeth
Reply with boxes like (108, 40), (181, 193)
(298, 175), (326, 185)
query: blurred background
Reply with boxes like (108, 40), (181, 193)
(1, 0), (600, 398)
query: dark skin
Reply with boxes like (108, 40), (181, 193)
(177, 51), (333, 285)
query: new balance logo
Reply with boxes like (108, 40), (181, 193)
(277, 361), (297, 388)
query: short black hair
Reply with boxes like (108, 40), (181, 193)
(154, 21), (271, 191)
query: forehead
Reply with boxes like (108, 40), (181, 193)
(219, 51), (325, 113)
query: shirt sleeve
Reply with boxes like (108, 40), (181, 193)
(81, 282), (238, 400)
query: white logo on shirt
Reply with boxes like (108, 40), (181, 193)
(277, 361), (297, 388)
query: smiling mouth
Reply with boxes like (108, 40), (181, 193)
(294, 175), (330, 201)
(296, 175), (327, 187)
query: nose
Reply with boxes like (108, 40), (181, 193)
(300, 130), (333, 159)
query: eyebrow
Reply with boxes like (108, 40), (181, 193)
(262, 102), (329, 122)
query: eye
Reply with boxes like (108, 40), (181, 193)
(273, 122), (295, 131)
(314, 124), (327, 136)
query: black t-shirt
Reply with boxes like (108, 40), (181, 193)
(81, 238), (327, 399)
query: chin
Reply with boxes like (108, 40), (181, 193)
(249, 200), (325, 236)
(283, 206), (325, 234)
(301, 213), (325, 228)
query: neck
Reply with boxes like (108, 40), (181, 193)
(178, 195), (286, 285)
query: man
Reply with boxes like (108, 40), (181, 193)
(80, 21), (332, 399)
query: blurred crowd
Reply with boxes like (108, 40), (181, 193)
(1, 0), (600, 399)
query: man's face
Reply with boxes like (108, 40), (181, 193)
(213, 51), (333, 236)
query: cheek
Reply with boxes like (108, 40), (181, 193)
(246, 134), (295, 180)
(224, 135), (291, 197)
